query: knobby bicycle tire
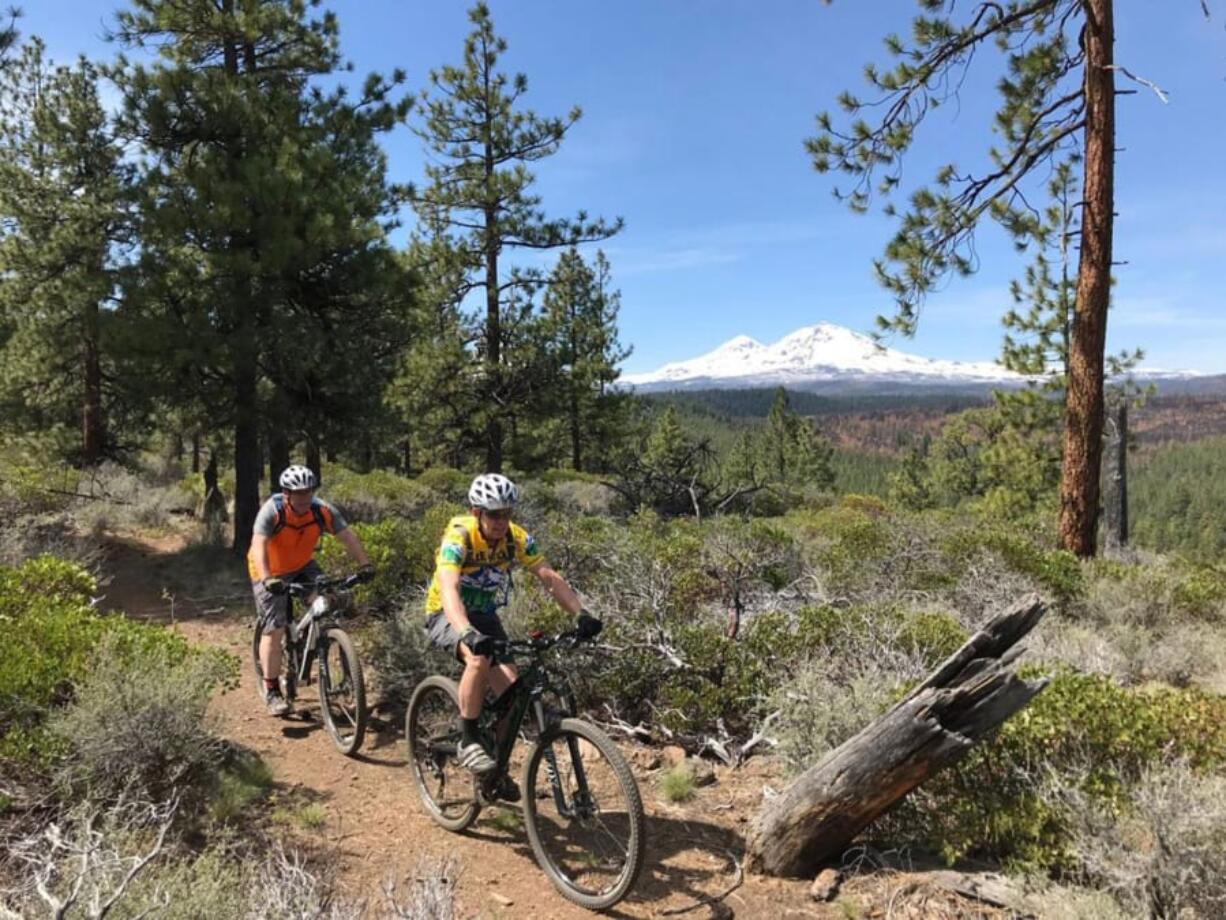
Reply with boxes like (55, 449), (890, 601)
(406, 675), (480, 831)
(318, 628), (366, 755)
(522, 718), (645, 910)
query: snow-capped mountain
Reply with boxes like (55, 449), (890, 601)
(621, 323), (1022, 392)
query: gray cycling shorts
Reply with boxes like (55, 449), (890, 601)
(425, 610), (508, 659)
(252, 561), (324, 634)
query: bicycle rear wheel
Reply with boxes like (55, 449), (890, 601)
(318, 629), (366, 755)
(406, 675), (479, 831)
(522, 718), (645, 910)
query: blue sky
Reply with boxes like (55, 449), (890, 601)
(23, 0), (1226, 375)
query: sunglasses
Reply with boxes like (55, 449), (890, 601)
(481, 509), (513, 522)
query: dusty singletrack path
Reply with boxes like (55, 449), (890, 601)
(97, 528), (828, 919)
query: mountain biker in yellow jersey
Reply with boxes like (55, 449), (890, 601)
(425, 473), (602, 784)
(249, 465), (373, 716)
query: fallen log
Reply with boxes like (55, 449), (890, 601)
(746, 594), (1049, 877)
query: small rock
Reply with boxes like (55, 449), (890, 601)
(690, 760), (717, 787)
(490, 893), (514, 907)
(662, 744), (687, 766)
(631, 748), (661, 771)
(810, 868), (842, 902)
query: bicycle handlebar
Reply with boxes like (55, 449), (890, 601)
(285, 569), (374, 597)
(490, 629), (592, 662)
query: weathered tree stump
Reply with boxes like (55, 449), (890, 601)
(746, 594), (1048, 877)
(197, 453), (229, 542)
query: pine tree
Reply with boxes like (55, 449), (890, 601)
(540, 248), (632, 472)
(808, 1), (1209, 554)
(389, 240), (484, 472)
(0, 41), (133, 464)
(410, 2), (621, 472)
(0, 7), (18, 62)
(113, 0), (409, 554)
(763, 388), (835, 491)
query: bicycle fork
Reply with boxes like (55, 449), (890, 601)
(535, 700), (593, 820)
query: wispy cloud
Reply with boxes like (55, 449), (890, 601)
(1112, 294), (1226, 330)
(609, 246), (741, 275)
(595, 218), (831, 277)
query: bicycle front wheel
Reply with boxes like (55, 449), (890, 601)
(522, 719), (645, 910)
(318, 629), (366, 755)
(405, 676), (479, 831)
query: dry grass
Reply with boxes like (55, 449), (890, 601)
(1048, 759), (1226, 919)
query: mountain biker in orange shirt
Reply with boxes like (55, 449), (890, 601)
(425, 473), (602, 781)
(249, 465), (372, 715)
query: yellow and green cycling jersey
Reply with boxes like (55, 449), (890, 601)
(425, 514), (544, 616)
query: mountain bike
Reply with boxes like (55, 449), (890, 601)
(251, 570), (373, 755)
(405, 630), (646, 910)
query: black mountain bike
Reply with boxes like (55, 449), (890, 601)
(406, 630), (646, 910)
(252, 571), (372, 755)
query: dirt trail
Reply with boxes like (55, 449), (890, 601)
(98, 528), (831, 919)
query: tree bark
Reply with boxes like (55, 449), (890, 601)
(484, 204), (503, 473)
(232, 339), (261, 558)
(267, 426), (289, 496)
(305, 435), (322, 481)
(1059, 0), (1115, 557)
(81, 300), (105, 466)
(746, 595), (1048, 878)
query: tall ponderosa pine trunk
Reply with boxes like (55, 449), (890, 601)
(483, 203), (503, 471)
(568, 310), (582, 471)
(267, 427), (290, 496)
(1060, 0), (1115, 557)
(306, 436), (322, 480)
(82, 300), (105, 465)
(226, 14), (262, 557)
(233, 335), (261, 557)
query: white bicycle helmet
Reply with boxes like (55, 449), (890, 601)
(279, 464), (319, 491)
(468, 473), (519, 510)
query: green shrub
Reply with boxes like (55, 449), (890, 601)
(364, 606), (457, 708)
(0, 556), (236, 774)
(885, 671), (1226, 870)
(210, 749), (274, 824)
(897, 610), (968, 663)
(0, 450), (80, 513)
(317, 502), (459, 615)
(323, 467), (438, 522)
(784, 502), (892, 590)
(1084, 556), (1226, 624)
(771, 655), (900, 771)
(49, 633), (237, 807)
(412, 466), (470, 498)
(659, 763), (697, 803)
(1056, 760), (1226, 919)
(1, 557), (109, 756)
(941, 527), (1083, 603)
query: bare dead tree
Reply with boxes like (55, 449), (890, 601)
(5, 796), (178, 920)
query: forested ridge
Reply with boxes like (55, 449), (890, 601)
(4, 2), (1226, 917)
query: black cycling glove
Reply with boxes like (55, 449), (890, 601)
(576, 610), (603, 640)
(263, 577), (288, 596)
(460, 626), (495, 658)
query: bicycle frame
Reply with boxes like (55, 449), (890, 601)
(481, 639), (591, 815)
(282, 581), (354, 691)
